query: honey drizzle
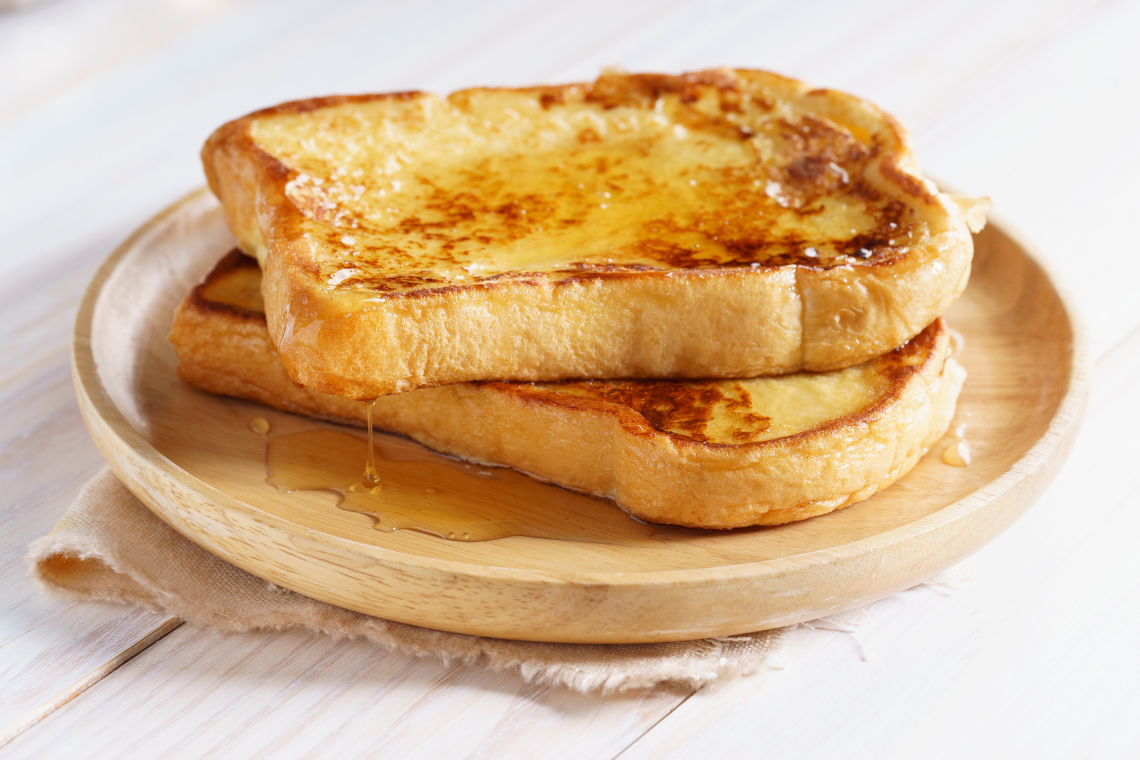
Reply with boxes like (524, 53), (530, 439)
(363, 400), (381, 488)
(941, 422), (972, 467)
(260, 422), (691, 543)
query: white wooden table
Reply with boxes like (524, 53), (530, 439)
(2, 0), (1138, 756)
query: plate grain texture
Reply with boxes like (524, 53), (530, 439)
(73, 189), (1087, 643)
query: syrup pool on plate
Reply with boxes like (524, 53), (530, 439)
(257, 405), (692, 544)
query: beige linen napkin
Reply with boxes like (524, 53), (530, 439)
(28, 469), (960, 694)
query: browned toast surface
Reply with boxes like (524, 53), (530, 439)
(203, 68), (985, 398)
(170, 252), (964, 528)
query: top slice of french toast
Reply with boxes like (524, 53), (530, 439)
(203, 68), (986, 399)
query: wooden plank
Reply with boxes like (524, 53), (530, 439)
(0, 625), (685, 759)
(911, 0), (1140, 359)
(0, 620), (182, 747)
(0, 254), (179, 744)
(0, 0), (252, 123)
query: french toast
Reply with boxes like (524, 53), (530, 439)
(202, 68), (987, 399)
(169, 251), (965, 528)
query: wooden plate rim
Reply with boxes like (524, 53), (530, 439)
(72, 188), (1092, 590)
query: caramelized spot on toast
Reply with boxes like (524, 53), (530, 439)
(542, 380), (772, 443)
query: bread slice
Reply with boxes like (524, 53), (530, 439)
(202, 68), (986, 399)
(169, 251), (965, 528)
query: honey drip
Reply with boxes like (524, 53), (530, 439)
(363, 400), (381, 489)
(942, 439), (972, 467)
(942, 422), (972, 467)
(261, 425), (688, 543)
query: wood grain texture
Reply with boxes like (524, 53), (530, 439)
(70, 188), (1086, 644)
(0, 252), (180, 746)
(0, 619), (181, 748)
(0, 0), (252, 124)
(1, 624), (686, 760)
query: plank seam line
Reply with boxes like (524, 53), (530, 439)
(610, 689), (697, 760)
(0, 618), (183, 749)
(1095, 319), (1140, 370)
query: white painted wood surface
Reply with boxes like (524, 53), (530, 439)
(1, 0), (1137, 756)
(0, 257), (180, 743)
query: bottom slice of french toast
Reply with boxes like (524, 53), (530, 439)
(169, 251), (964, 529)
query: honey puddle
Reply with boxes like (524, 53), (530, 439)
(941, 422), (972, 468)
(259, 416), (685, 544)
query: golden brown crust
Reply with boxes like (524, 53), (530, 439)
(170, 253), (964, 528)
(202, 68), (983, 398)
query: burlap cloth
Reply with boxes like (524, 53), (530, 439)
(28, 469), (963, 694)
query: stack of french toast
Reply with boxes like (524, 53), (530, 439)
(170, 68), (988, 529)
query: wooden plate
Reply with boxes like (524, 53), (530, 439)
(73, 189), (1088, 644)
